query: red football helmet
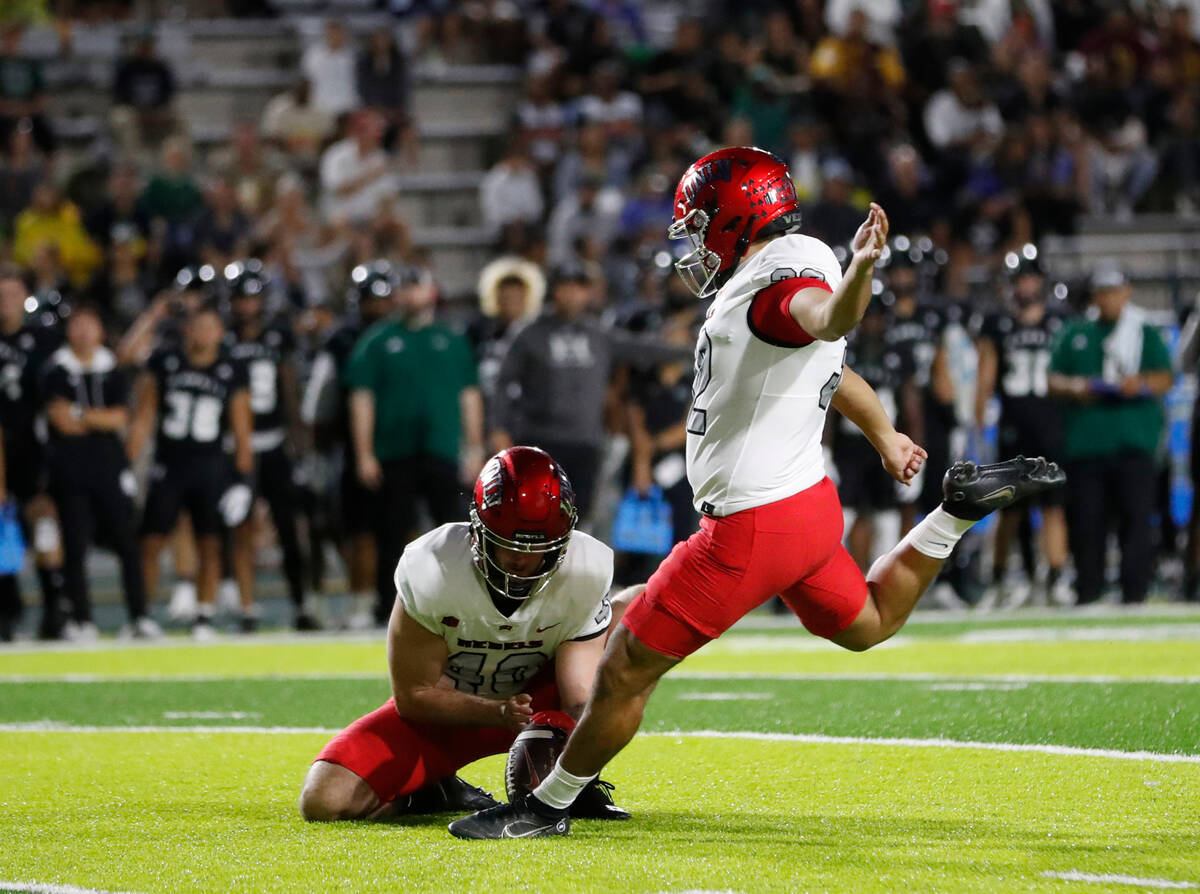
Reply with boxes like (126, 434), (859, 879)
(668, 146), (802, 297)
(469, 446), (577, 600)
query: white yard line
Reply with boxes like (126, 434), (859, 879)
(0, 882), (144, 894)
(3, 722), (1197, 764)
(676, 692), (775, 701)
(960, 625), (1200, 643)
(1042, 870), (1197, 888)
(1, 671), (1197, 684)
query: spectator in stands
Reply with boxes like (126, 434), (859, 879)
(637, 19), (709, 128)
(194, 173), (251, 270)
(552, 122), (629, 203)
(111, 32), (176, 151)
(803, 158), (862, 250)
(0, 24), (52, 156)
(577, 60), (643, 148)
(13, 182), (101, 289)
(344, 264), (484, 623)
(261, 78), (335, 171)
(873, 143), (943, 238)
(516, 75), (568, 171)
(825, 0), (902, 46)
(1086, 113), (1159, 218)
(138, 137), (203, 277)
(545, 172), (622, 268)
(83, 161), (150, 253)
(1048, 265), (1174, 604)
(302, 20), (360, 122)
(319, 110), (396, 226)
(0, 119), (45, 235)
(922, 59), (1005, 159)
(206, 124), (284, 218)
(480, 136), (544, 236)
(900, 0), (989, 96)
(1150, 91), (1200, 216)
(356, 26), (415, 160)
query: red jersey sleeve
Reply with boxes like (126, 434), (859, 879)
(746, 277), (831, 348)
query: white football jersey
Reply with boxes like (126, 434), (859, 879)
(395, 524), (613, 699)
(687, 233), (847, 516)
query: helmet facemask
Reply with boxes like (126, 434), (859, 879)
(469, 505), (574, 601)
(669, 209), (724, 298)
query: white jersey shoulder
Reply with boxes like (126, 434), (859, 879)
(686, 233), (848, 516)
(395, 524), (613, 699)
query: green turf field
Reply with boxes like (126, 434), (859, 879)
(1, 609), (1198, 893)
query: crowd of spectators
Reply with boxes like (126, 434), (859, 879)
(0, 1), (1197, 639)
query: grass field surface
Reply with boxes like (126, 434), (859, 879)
(1, 608), (1198, 893)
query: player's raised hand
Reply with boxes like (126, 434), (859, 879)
(499, 693), (535, 732)
(850, 203), (889, 268)
(880, 431), (927, 486)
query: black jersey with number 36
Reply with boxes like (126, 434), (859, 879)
(148, 347), (248, 459)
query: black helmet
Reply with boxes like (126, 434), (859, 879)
(348, 261), (398, 308)
(224, 259), (268, 299)
(173, 264), (219, 297)
(1004, 244), (1044, 279)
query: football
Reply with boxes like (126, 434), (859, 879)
(504, 711), (575, 801)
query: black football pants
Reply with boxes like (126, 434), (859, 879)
(373, 456), (464, 620)
(1065, 451), (1158, 604)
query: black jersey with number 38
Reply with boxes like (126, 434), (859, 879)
(0, 325), (60, 446)
(979, 310), (1063, 413)
(147, 346), (248, 459)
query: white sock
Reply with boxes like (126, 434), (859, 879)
(900, 505), (977, 560)
(532, 761), (596, 810)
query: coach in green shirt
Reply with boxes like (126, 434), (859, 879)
(1048, 265), (1173, 605)
(345, 264), (484, 622)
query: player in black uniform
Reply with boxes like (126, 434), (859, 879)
(300, 262), (393, 628)
(42, 304), (155, 636)
(0, 266), (67, 641)
(974, 249), (1069, 607)
(128, 302), (254, 639)
(833, 300), (915, 571)
(224, 260), (316, 631)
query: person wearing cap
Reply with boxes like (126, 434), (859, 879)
(467, 256), (545, 443)
(344, 264), (484, 624)
(1048, 265), (1173, 604)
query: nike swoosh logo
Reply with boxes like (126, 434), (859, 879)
(501, 820), (565, 838)
(979, 486), (1016, 504)
(536, 623), (561, 633)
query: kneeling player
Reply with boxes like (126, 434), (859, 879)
(300, 446), (631, 821)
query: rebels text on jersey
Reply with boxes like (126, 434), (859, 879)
(395, 524), (614, 700)
(978, 311), (1064, 410)
(225, 323), (295, 450)
(686, 234), (846, 516)
(147, 346), (248, 459)
(0, 325), (60, 445)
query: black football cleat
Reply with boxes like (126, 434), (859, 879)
(942, 455), (1066, 521)
(570, 779), (631, 820)
(447, 793), (570, 839)
(400, 775), (500, 815)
